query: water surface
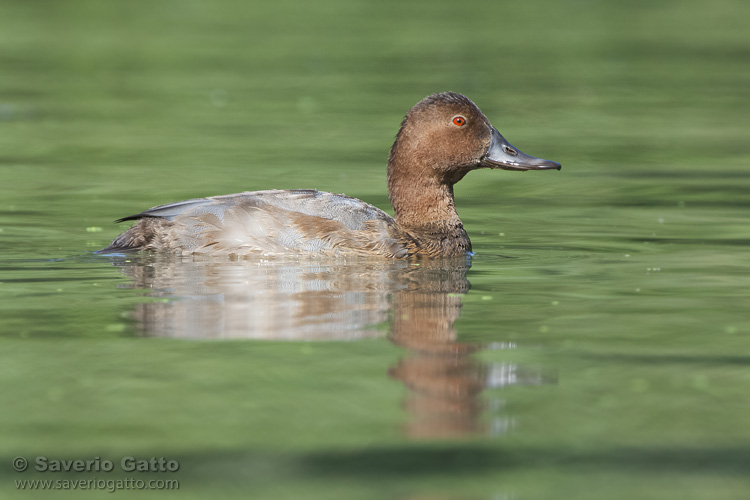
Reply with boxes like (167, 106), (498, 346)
(1, 0), (749, 499)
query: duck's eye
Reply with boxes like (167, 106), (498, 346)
(452, 116), (466, 127)
(502, 145), (518, 156)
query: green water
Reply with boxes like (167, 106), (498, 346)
(1, 0), (749, 498)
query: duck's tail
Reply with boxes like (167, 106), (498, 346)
(96, 218), (175, 254)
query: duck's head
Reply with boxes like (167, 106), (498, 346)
(388, 92), (561, 187)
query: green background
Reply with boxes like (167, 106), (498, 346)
(1, 0), (749, 498)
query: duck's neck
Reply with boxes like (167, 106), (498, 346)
(388, 173), (459, 225)
(387, 164), (471, 256)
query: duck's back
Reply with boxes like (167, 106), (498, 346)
(99, 189), (409, 257)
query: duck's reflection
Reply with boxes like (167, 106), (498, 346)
(110, 254), (548, 438)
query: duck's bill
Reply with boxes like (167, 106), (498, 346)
(480, 127), (561, 171)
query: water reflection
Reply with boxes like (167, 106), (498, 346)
(109, 254), (548, 438)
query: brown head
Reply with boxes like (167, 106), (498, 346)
(387, 92), (560, 231)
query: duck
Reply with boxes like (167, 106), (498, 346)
(98, 92), (560, 258)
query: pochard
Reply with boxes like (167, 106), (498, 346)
(99, 92), (560, 258)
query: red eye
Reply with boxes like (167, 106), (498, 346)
(452, 116), (466, 127)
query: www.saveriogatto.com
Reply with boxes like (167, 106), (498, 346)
(12, 456), (180, 493)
